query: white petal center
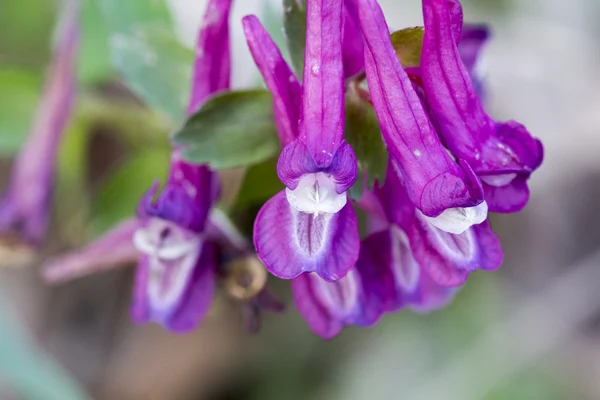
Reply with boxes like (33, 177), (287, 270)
(285, 172), (346, 215)
(133, 218), (202, 314)
(424, 201), (488, 234)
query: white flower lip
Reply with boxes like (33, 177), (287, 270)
(285, 172), (347, 215)
(424, 201), (488, 235)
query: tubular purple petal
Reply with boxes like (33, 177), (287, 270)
(342, 0), (364, 77)
(0, 1), (78, 248)
(131, 0), (233, 331)
(243, 15), (301, 146)
(358, 0), (484, 223)
(253, 191), (359, 281)
(374, 164), (502, 287)
(187, 0), (232, 115)
(421, 0), (543, 213)
(300, 0), (346, 167)
(292, 268), (380, 339)
(41, 219), (140, 284)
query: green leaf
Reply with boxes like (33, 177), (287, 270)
(283, 0), (306, 78)
(390, 27), (424, 68)
(99, 0), (193, 123)
(92, 147), (170, 234)
(78, 0), (112, 84)
(345, 92), (388, 200)
(173, 89), (280, 169)
(0, 69), (41, 155)
(234, 157), (284, 209)
(0, 308), (89, 400)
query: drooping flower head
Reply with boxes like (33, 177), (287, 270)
(130, 0), (232, 332)
(0, 1), (78, 265)
(245, 0), (360, 282)
(420, 0), (543, 213)
(358, 0), (486, 235)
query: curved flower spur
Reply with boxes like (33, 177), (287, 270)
(420, 0), (543, 213)
(245, 0), (360, 282)
(358, 0), (487, 236)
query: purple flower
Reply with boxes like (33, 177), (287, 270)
(366, 163), (503, 288)
(292, 267), (383, 339)
(42, 0), (232, 333)
(358, 0), (486, 235)
(244, 0), (360, 282)
(420, 0), (543, 213)
(129, 0), (232, 332)
(0, 3), (78, 264)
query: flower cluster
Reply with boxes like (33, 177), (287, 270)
(8, 0), (542, 338)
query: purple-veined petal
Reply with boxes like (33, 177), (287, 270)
(243, 15), (301, 146)
(366, 163), (502, 287)
(411, 215), (502, 287)
(187, 0), (232, 115)
(342, 0), (364, 77)
(421, 0), (543, 212)
(358, 228), (456, 313)
(358, 0), (484, 220)
(0, 2), (78, 246)
(253, 190), (359, 281)
(299, 0), (346, 167)
(293, 268), (378, 339)
(41, 219), (139, 284)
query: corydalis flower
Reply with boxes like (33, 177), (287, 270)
(244, 0), (360, 282)
(362, 162), (502, 289)
(130, 0), (231, 332)
(0, 2), (78, 266)
(42, 0), (232, 333)
(358, 0), (486, 235)
(420, 0), (543, 213)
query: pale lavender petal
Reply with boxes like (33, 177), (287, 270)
(299, 0), (346, 167)
(0, 2), (78, 245)
(187, 0), (233, 115)
(358, 0), (483, 217)
(253, 190), (359, 281)
(167, 241), (217, 332)
(243, 15), (301, 146)
(293, 268), (378, 339)
(358, 228), (456, 313)
(41, 219), (139, 284)
(410, 216), (503, 287)
(131, 238), (216, 333)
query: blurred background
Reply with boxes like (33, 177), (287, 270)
(1, 0), (599, 399)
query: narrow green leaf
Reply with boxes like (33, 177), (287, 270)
(283, 0), (306, 78)
(390, 27), (424, 68)
(345, 92), (388, 200)
(99, 0), (192, 123)
(0, 69), (41, 155)
(173, 89), (280, 169)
